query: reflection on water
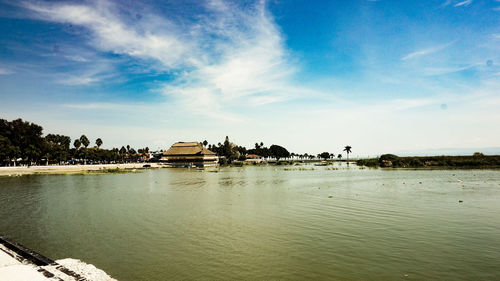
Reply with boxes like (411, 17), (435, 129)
(1, 165), (499, 280)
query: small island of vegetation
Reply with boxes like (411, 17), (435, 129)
(357, 153), (500, 169)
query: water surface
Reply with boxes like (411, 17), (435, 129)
(1, 165), (499, 280)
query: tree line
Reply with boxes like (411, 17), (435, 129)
(203, 136), (352, 164)
(0, 117), (352, 166)
(0, 118), (150, 166)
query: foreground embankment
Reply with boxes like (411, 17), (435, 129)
(0, 163), (162, 176)
(0, 235), (116, 281)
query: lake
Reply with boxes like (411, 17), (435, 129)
(1, 165), (499, 280)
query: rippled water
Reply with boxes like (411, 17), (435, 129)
(1, 165), (499, 280)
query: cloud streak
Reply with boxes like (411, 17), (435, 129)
(401, 40), (456, 60)
(441, 0), (473, 7)
(454, 0), (472, 7)
(0, 67), (14, 75)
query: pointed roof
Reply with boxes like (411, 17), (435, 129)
(163, 142), (216, 156)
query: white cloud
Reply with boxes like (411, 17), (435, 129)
(24, 1), (189, 69)
(442, 0), (473, 7)
(454, 0), (472, 7)
(65, 55), (88, 62)
(401, 40), (456, 60)
(24, 0), (297, 120)
(58, 76), (99, 85)
(421, 64), (476, 76)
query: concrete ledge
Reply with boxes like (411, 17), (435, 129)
(0, 235), (107, 281)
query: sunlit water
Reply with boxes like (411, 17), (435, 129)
(1, 165), (499, 280)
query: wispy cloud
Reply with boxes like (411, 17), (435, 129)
(23, 0), (297, 120)
(401, 40), (456, 60)
(55, 60), (114, 85)
(23, 1), (189, 69)
(0, 67), (14, 75)
(58, 76), (100, 85)
(441, 0), (473, 7)
(454, 0), (472, 7)
(65, 55), (88, 62)
(422, 64), (477, 76)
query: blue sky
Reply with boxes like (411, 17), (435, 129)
(1, 0), (500, 156)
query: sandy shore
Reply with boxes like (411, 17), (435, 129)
(0, 163), (163, 176)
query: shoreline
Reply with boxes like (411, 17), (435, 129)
(0, 163), (163, 176)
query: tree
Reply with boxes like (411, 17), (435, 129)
(74, 139), (81, 150)
(10, 146), (21, 166)
(337, 154), (342, 160)
(6, 118), (44, 164)
(119, 146), (127, 154)
(269, 144), (290, 162)
(343, 146), (352, 162)
(320, 152), (330, 160)
(221, 136), (240, 164)
(80, 135), (90, 148)
(119, 146), (127, 162)
(45, 134), (71, 164)
(96, 138), (103, 148)
(203, 140), (208, 147)
(0, 136), (13, 165)
(25, 144), (41, 166)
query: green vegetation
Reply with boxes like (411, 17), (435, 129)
(319, 152), (331, 160)
(207, 137), (291, 164)
(0, 117), (350, 167)
(343, 146), (352, 162)
(0, 118), (151, 166)
(357, 154), (500, 169)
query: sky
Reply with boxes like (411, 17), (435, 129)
(1, 0), (500, 157)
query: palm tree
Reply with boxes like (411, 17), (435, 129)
(337, 154), (342, 160)
(95, 138), (103, 148)
(343, 146), (352, 162)
(119, 146), (126, 162)
(80, 135), (90, 148)
(73, 139), (81, 150)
